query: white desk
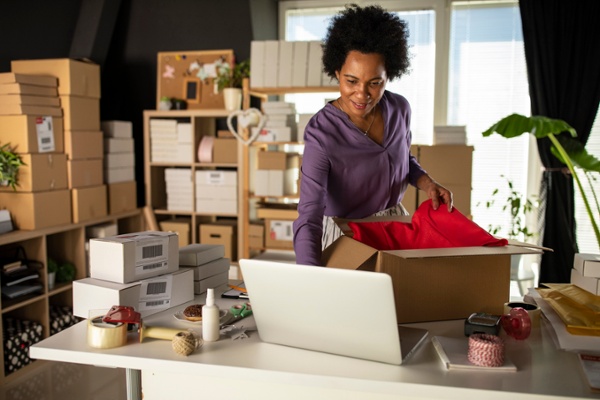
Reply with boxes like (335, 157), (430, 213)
(31, 293), (599, 400)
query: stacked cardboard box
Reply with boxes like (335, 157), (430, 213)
(250, 40), (333, 89)
(256, 207), (298, 250)
(199, 220), (238, 261)
(179, 243), (230, 294)
(11, 58), (107, 224)
(165, 168), (193, 211)
(73, 230), (193, 318)
(254, 151), (299, 197)
(159, 217), (191, 247)
(150, 119), (193, 163)
(253, 101), (296, 142)
(101, 120), (137, 214)
(0, 72), (72, 230)
(571, 253), (600, 295)
(195, 170), (237, 214)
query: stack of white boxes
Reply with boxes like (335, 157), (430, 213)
(195, 170), (237, 214)
(150, 119), (193, 163)
(255, 101), (296, 142)
(73, 231), (194, 318)
(433, 126), (467, 145)
(250, 40), (333, 89)
(254, 151), (298, 197)
(101, 120), (138, 214)
(571, 253), (600, 295)
(165, 168), (193, 212)
(179, 243), (230, 294)
(104, 123), (135, 183)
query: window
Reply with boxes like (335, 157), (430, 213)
(577, 111), (600, 254)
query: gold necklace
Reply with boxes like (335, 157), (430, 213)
(336, 99), (377, 136)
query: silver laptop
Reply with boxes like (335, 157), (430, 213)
(239, 259), (428, 365)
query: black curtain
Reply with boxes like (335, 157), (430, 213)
(519, 0), (600, 283)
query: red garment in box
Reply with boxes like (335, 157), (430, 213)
(348, 199), (508, 250)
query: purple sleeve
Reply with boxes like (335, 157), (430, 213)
(292, 124), (328, 266)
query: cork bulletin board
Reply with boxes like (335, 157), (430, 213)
(156, 49), (234, 110)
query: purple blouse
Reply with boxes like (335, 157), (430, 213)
(292, 91), (427, 266)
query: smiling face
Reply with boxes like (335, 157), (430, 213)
(335, 51), (388, 120)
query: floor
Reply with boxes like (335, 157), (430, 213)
(0, 361), (127, 400)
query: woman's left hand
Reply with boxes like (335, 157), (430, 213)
(417, 174), (454, 212)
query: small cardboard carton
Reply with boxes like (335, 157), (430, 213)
(11, 58), (101, 98)
(64, 130), (103, 160)
(71, 185), (108, 223)
(322, 216), (542, 323)
(0, 189), (71, 230)
(0, 153), (68, 192)
(0, 115), (64, 153)
(199, 221), (237, 261)
(107, 181), (137, 214)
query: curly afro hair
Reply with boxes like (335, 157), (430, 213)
(322, 4), (410, 82)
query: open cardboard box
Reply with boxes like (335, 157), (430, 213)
(322, 215), (544, 323)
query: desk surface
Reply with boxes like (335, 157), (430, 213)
(31, 293), (598, 400)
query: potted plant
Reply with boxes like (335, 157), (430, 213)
(483, 113), (600, 249)
(0, 143), (25, 190)
(480, 175), (539, 294)
(481, 175), (538, 242)
(215, 59), (250, 111)
(47, 257), (58, 290)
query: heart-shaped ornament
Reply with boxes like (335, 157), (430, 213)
(226, 108), (267, 145)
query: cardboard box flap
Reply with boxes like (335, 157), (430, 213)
(384, 244), (542, 259)
(322, 236), (378, 270)
(333, 215), (412, 236)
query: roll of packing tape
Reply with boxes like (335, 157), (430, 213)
(504, 302), (541, 328)
(87, 316), (128, 349)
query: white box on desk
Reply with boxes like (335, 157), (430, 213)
(573, 253), (600, 278)
(191, 258), (230, 280)
(194, 271), (229, 295)
(570, 267), (600, 295)
(73, 268), (194, 318)
(89, 231), (179, 283)
(179, 243), (225, 267)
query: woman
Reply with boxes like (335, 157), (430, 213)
(293, 4), (453, 266)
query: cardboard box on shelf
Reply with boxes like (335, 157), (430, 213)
(322, 221), (543, 323)
(73, 268), (194, 319)
(160, 218), (191, 248)
(0, 72), (58, 87)
(0, 153), (67, 192)
(0, 115), (63, 153)
(107, 180), (137, 214)
(0, 83), (58, 97)
(0, 94), (60, 107)
(60, 95), (100, 131)
(104, 137), (134, 153)
(0, 104), (62, 117)
(102, 120), (133, 138)
(256, 207), (298, 220)
(0, 189), (71, 230)
(67, 158), (103, 188)
(71, 185), (108, 223)
(64, 130), (103, 160)
(89, 230), (179, 284)
(257, 151), (299, 170)
(418, 145), (474, 186)
(195, 199), (237, 215)
(105, 166), (135, 184)
(212, 138), (238, 164)
(265, 219), (294, 250)
(249, 223), (265, 248)
(11, 58), (101, 98)
(199, 221), (237, 261)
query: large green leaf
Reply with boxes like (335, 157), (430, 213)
(551, 136), (600, 173)
(482, 113), (577, 139)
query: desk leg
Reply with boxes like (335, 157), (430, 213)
(126, 368), (142, 400)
